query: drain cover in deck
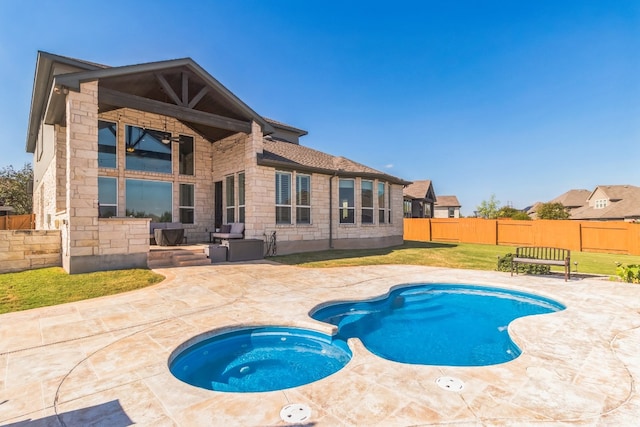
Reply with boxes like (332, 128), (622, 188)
(436, 376), (464, 392)
(280, 403), (311, 423)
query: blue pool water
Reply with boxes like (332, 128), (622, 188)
(169, 327), (352, 392)
(170, 284), (565, 392)
(311, 284), (565, 366)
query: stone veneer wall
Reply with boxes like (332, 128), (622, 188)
(0, 230), (61, 273)
(31, 78), (405, 267)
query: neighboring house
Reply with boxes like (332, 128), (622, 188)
(526, 189), (590, 219)
(531, 186), (640, 221)
(26, 51), (409, 273)
(403, 180), (436, 218)
(569, 185), (640, 221)
(433, 195), (461, 218)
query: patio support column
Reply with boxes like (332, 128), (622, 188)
(63, 80), (100, 273)
(243, 120), (267, 239)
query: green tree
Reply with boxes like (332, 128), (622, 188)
(476, 194), (500, 219)
(537, 202), (570, 220)
(497, 206), (532, 220)
(0, 163), (33, 214)
(511, 211), (532, 220)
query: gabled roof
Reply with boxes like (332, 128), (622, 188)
(435, 195), (461, 208)
(549, 189), (590, 208)
(588, 185), (636, 202)
(571, 185), (640, 220)
(403, 180), (436, 201)
(27, 51), (274, 152)
(259, 139), (410, 185)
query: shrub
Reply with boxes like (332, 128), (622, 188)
(615, 263), (640, 284)
(496, 253), (550, 275)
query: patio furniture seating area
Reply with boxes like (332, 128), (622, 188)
(209, 222), (245, 243)
(150, 222), (186, 246)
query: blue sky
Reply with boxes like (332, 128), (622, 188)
(1, 1), (638, 215)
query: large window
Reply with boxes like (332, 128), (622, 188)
(179, 184), (194, 224)
(125, 179), (172, 222)
(339, 179), (355, 224)
(226, 175), (235, 222)
(238, 172), (245, 223)
(378, 182), (386, 223)
(98, 177), (117, 218)
(98, 120), (117, 168)
(404, 200), (412, 218)
(179, 135), (194, 175)
(296, 174), (311, 224)
(276, 171), (292, 224)
(125, 125), (172, 174)
(361, 180), (374, 224)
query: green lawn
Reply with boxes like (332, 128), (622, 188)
(2, 242), (637, 315)
(0, 267), (165, 314)
(272, 240), (640, 277)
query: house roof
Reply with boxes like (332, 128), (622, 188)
(434, 195), (461, 208)
(27, 51), (274, 153)
(403, 180), (435, 201)
(570, 185), (640, 220)
(549, 189), (590, 208)
(259, 139), (410, 185)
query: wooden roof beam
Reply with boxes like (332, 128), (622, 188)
(99, 88), (252, 134)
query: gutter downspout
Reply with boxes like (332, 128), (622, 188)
(329, 173), (337, 249)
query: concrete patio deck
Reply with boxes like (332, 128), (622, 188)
(1, 262), (639, 426)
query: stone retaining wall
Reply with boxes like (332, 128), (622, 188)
(0, 230), (62, 273)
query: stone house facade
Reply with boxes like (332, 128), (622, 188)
(26, 52), (409, 273)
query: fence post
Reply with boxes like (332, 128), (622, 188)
(579, 222), (583, 252)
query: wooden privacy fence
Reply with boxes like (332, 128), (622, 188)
(404, 218), (640, 256)
(0, 214), (36, 230)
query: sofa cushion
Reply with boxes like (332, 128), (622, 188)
(220, 224), (232, 233)
(230, 223), (245, 234)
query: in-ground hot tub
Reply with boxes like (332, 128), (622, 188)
(169, 326), (351, 393)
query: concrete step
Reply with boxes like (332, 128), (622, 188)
(148, 247), (210, 268)
(173, 252), (210, 267)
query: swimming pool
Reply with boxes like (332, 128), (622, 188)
(170, 284), (565, 392)
(311, 284), (566, 366)
(169, 327), (352, 392)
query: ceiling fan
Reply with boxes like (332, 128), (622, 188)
(160, 116), (182, 144)
(161, 134), (181, 145)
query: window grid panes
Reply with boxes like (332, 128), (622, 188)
(378, 182), (386, 223)
(179, 184), (195, 224)
(125, 179), (172, 222)
(98, 121), (117, 168)
(125, 125), (172, 173)
(226, 175), (235, 223)
(296, 174), (311, 224)
(98, 177), (117, 218)
(339, 179), (355, 224)
(361, 180), (374, 224)
(595, 199), (607, 209)
(179, 135), (194, 175)
(276, 171), (292, 224)
(238, 172), (245, 223)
